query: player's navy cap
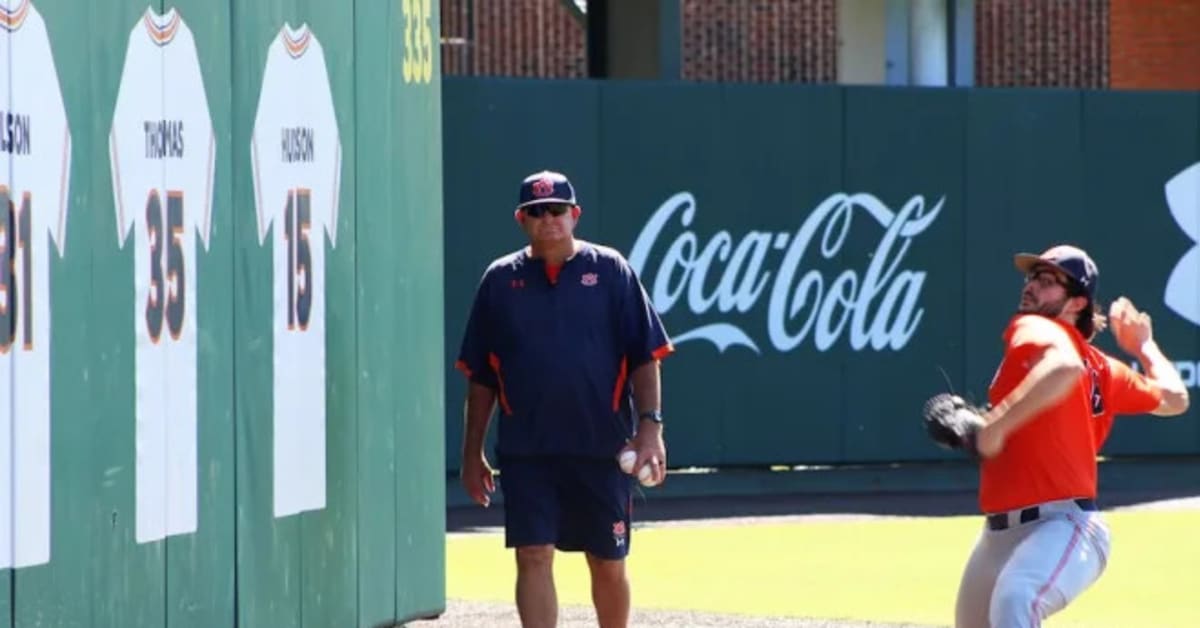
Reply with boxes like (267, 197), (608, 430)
(517, 170), (576, 209)
(1014, 244), (1099, 299)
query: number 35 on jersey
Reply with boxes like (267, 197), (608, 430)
(252, 23), (341, 519)
(109, 7), (214, 544)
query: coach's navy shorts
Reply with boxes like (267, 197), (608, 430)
(498, 456), (633, 560)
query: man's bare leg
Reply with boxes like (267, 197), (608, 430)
(515, 545), (557, 628)
(586, 553), (630, 628)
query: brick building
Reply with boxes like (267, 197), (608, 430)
(439, 0), (1200, 89)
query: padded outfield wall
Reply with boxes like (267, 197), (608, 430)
(442, 79), (1200, 474)
(0, 1), (444, 626)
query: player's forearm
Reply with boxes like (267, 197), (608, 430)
(630, 360), (662, 412)
(630, 360), (663, 433)
(462, 382), (497, 458)
(984, 349), (1084, 441)
(1134, 340), (1190, 416)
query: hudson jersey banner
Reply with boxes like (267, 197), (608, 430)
(0, 0), (71, 570)
(442, 81), (1200, 469)
(251, 22), (342, 519)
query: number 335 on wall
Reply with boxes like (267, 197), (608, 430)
(402, 0), (433, 84)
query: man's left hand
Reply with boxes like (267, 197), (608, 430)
(630, 420), (667, 486)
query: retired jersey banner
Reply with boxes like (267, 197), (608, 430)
(442, 79), (1200, 470)
(0, 0), (70, 570)
(109, 6), (215, 545)
(251, 22), (341, 520)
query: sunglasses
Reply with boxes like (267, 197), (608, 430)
(523, 204), (571, 218)
(1025, 270), (1070, 290)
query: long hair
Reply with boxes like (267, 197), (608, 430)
(1075, 298), (1108, 341)
(1065, 276), (1106, 341)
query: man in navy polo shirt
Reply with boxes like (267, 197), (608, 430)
(456, 169), (674, 628)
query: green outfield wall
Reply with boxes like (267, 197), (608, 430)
(1, 1), (444, 626)
(442, 79), (1200, 473)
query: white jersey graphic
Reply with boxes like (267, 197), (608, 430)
(109, 7), (214, 543)
(0, 0), (71, 569)
(251, 23), (340, 518)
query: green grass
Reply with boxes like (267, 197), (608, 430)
(447, 510), (1200, 627)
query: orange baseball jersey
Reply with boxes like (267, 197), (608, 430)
(1092, 355), (1163, 447)
(979, 314), (1161, 513)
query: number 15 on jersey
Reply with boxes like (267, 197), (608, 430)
(284, 188), (312, 331)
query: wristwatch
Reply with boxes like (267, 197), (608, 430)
(638, 410), (663, 424)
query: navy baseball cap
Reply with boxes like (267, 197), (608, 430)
(517, 170), (576, 209)
(1014, 244), (1099, 299)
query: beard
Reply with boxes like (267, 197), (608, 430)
(1018, 293), (1068, 317)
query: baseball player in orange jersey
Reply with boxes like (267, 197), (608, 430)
(955, 245), (1190, 628)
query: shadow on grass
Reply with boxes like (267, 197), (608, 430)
(447, 457), (1200, 532)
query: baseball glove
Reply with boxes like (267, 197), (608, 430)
(922, 393), (986, 458)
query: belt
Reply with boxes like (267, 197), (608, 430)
(986, 498), (1097, 531)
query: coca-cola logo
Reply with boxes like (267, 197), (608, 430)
(628, 191), (944, 354)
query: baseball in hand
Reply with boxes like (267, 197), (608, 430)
(618, 448), (637, 474)
(637, 463), (657, 487)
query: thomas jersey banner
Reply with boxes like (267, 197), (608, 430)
(109, 7), (215, 544)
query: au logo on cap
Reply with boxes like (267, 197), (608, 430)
(519, 170), (576, 208)
(531, 177), (556, 198)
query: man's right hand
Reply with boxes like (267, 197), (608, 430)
(461, 454), (496, 507)
(1110, 297), (1155, 356)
